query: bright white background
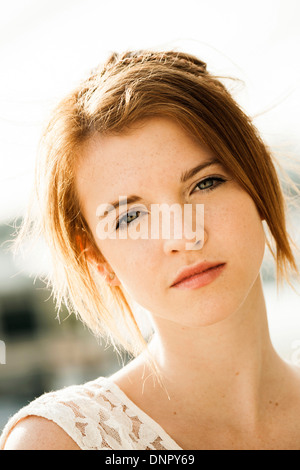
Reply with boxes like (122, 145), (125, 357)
(0, 0), (299, 360)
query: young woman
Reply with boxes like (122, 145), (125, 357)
(1, 50), (300, 450)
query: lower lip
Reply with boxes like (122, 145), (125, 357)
(171, 264), (226, 290)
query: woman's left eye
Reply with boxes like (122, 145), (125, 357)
(192, 176), (225, 194)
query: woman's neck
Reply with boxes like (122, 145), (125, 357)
(147, 275), (288, 427)
(111, 275), (300, 449)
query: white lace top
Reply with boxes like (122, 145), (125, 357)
(0, 376), (182, 450)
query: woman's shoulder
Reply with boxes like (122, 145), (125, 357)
(3, 415), (81, 450)
(0, 376), (122, 450)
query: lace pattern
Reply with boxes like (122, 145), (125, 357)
(0, 377), (182, 450)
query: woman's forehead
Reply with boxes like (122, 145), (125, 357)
(77, 117), (217, 183)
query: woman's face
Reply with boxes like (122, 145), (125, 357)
(75, 117), (266, 327)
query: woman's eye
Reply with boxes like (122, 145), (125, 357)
(115, 178), (226, 231)
(192, 176), (225, 194)
(116, 210), (142, 230)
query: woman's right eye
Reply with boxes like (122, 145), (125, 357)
(116, 210), (142, 230)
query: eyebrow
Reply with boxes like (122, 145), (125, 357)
(180, 158), (221, 183)
(98, 158), (221, 219)
(97, 195), (143, 219)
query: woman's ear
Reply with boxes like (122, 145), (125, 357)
(96, 264), (121, 286)
(75, 233), (100, 265)
(75, 234), (86, 253)
(75, 233), (120, 286)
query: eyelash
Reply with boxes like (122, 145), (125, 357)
(192, 175), (226, 194)
(115, 176), (226, 230)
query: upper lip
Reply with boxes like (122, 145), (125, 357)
(171, 261), (225, 287)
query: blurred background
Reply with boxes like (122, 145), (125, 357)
(0, 0), (300, 432)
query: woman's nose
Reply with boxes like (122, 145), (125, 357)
(162, 204), (206, 254)
(163, 233), (206, 254)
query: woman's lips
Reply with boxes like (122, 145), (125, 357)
(171, 263), (226, 290)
